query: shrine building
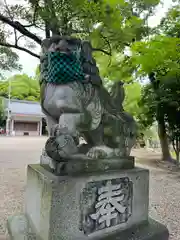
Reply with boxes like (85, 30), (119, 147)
(3, 98), (45, 136)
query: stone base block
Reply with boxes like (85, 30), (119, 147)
(24, 164), (149, 240)
(7, 164), (169, 240)
(40, 153), (135, 175)
(7, 215), (169, 240)
(7, 215), (36, 240)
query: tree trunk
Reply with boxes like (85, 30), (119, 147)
(158, 119), (172, 161)
(148, 72), (172, 162)
(45, 22), (51, 38)
(176, 152), (179, 163)
(174, 139), (180, 164)
(44, 0), (60, 35)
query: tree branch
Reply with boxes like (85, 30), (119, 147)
(0, 42), (40, 59)
(92, 48), (111, 56)
(44, 0), (60, 35)
(3, 0), (18, 45)
(71, 29), (90, 34)
(99, 31), (112, 57)
(0, 14), (42, 45)
(23, 23), (35, 28)
(24, 1), (39, 28)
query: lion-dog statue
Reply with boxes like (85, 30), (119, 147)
(39, 35), (137, 168)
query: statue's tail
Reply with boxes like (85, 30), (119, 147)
(100, 81), (137, 135)
(98, 86), (122, 119)
(98, 82), (126, 122)
(108, 81), (125, 113)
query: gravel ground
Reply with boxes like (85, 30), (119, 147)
(0, 137), (180, 239)
(135, 153), (180, 240)
(0, 137), (46, 239)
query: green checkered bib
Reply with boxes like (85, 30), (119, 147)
(41, 51), (85, 84)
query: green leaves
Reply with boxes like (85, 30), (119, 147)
(0, 0), (161, 73)
(0, 74), (40, 101)
(0, 47), (21, 76)
(159, 5), (180, 38)
(131, 35), (180, 76)
(123, 82), (142, 116)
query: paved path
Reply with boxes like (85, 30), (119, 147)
(0, 137), (180, 239)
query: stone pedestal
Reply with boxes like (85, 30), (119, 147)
(7, 164), (169, 240)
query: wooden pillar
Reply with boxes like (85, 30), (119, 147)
(39, 119), (42, 136)
(11, 119), (14, 135)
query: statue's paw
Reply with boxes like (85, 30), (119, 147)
(86, 146), (114, 159)
(87, 147), (108, 159)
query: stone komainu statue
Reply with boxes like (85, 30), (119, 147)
(39, 35), (137, 163)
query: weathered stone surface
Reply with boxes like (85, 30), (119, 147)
(79, 177), (133, 235)
(98, 218), (169, 240)
(40, 153), (135, 175)
(7, 215), (37, 240)
(24, 164), (149, 240)
(40, 36), (137, 165)
(7, 215), (168, 240)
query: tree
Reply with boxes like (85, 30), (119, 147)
(130, 39), (175, 160)
(123, 0), (180, 161)
(167, 115), (180, 163)
(154, 3), (180, 162)
(159, 5), (180, 38)
(137, 84), (156, 129)
(0, 0), (160, 61)
(123, 82), (141, 117)
(96, 1), (180, 160)
(0, 73), (40, 126)
(0, 74), (40, 101)
(0, 97), (6, 127)
(133, 63), (180, 162)
(0, 47), (21, 77)
(160, 76), (180, 163)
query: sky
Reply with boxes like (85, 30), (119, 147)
(5, 0), (174, 78)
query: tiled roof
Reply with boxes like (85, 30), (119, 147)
(3, 99), (45, 117)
